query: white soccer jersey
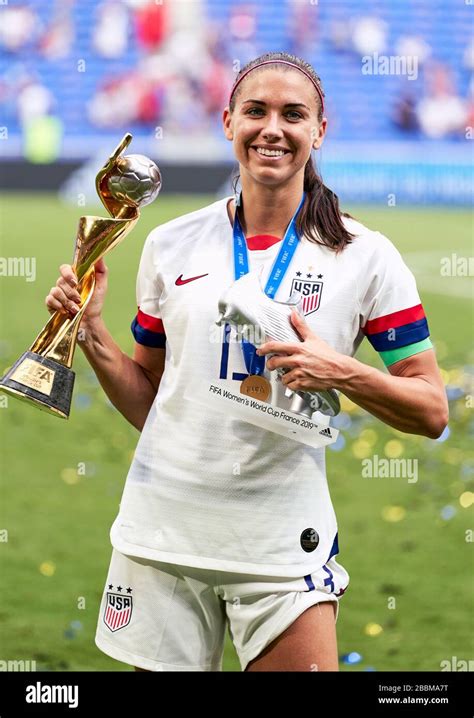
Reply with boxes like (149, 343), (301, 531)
(110, 196), (432, 578)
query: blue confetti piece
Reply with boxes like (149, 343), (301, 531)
(329, 433), (346, 452)
(446, 386), (464, 401)
(330, 412), (352, 430)
(440, 505), (457, 520)
(340, 651), (362, 665)
(460, 462), (474, 480)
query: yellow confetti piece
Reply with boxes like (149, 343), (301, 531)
(459, 492), (474, 509)
(360, 428), (378, 446)
(340, 394), (359, 413)
(39, 561), (55, 577)
(382, 505), (406, 522)
(447, 367), (464, 384)
(384, 440), (404, 458)
(365, 622), (383, 637)
(60, 468), (79, 485)
(352, 440), (373, 459)
(439, 368), (450, 384)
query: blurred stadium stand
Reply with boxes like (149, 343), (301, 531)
(0, 0), (472, 203)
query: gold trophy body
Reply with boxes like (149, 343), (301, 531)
(0, 134), (161, 418)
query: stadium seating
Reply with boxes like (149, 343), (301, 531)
(1, 0), (471, 148)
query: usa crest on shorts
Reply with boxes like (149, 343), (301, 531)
(291, 277), (323, 316)
(103, 588), (133, 632)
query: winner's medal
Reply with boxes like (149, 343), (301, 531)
(240, 374), (271, 402)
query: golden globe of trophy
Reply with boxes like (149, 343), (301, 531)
(0, 133), (162, 419)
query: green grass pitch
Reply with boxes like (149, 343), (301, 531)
(0, 194), (472, 671)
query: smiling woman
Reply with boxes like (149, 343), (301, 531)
(223, 51), (355, 251)
(45, 50), (447, 675)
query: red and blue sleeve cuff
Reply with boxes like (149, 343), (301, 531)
(363, 304), (430, 352)
(131, 308), (166, 348)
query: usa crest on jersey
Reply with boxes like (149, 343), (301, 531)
(104, 592), (133, 632)
(291, 278), (323, 316)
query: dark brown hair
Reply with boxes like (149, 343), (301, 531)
(229, 51), (354, 253)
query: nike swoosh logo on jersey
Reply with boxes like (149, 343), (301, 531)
(175, 273), (209, 286)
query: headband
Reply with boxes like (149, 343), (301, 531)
(229, 60), (325, 114)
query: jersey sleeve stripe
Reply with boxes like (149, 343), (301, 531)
(131, 308), (166, 348)
(131, 318), (166, 347)
(380, 337), (433, 367)
(366, 317), (430, 352)
(363, 303), (425, 335)
(136, 308), (164, 333)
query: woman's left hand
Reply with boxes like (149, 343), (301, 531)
(256, 309), (347, 392)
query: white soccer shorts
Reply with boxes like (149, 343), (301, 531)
(95, 548), (349, 671)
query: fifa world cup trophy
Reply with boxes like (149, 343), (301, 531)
(0, 134), (162, 418)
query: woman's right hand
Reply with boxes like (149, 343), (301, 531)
(45, 258), (109, 322)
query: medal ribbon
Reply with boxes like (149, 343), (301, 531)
(231, 190), (305, 376)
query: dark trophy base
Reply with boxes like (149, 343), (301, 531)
(0, 351), (75, 419)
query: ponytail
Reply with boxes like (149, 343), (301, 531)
(232, 161), (355, 254)
(297, 157), (354, 253)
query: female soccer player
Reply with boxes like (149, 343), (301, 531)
(46, 52), (448, 672)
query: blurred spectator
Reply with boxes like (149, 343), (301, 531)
(88, 73), (147, 127)
(227, 4), (259, 68)
(201, 24), (233, 116)
(133, 0), (169, 53)
(0, 63), (31, 120)
(395, 35), (431, 67)
(201, 55), (232, 118)
(39, 0), (75, 60)
(203, 20), (228, 65)
(351, 16), (387, 56)
(15, 75), (62, 163)
(287, 0), (319, 58)
(161, 76), (207, 132)
(329, 20), (353, 55)
(416, 64), (467, 139)
(392, 92), (419, 133)
(92, 1), (129, 59)
(0, 5), (38, 52)
(165, 28), (209, 82)
(463, 38), (474, 72)
(17, 78), (54, 124)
